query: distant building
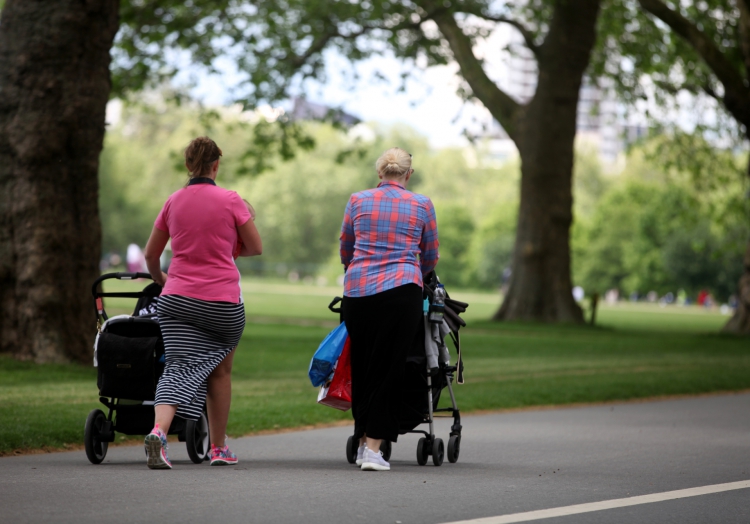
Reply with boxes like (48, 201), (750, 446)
(482, 32), (647, 168)
(289, 98), (361, 127)
(576, 78), (648, 166)
(506, 38), (536, 104)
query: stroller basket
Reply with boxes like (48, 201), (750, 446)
(96, 319), (162, 400)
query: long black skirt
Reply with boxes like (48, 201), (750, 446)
(342, 284), (423, 442)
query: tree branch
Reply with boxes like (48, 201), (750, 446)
(702, 83), (720, 100)
(429, 9), (522, 140)
(471, 13), (540, 57)
(639, 0), (750, 125)
(393, 6), (450, 31)
(653, 79), (720, 101)
(289, 25), (368, 68)
(736, 0), (750, 78)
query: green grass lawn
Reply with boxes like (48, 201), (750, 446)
(1, 278), (747, 455)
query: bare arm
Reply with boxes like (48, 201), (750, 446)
(144, 226), (170, 286)
(340, 198), (355, 270)
(238, 218), (262, 257)
(419, 200), (439, 275)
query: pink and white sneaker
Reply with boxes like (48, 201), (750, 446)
(144, 424), (172, 469)
(210, 444), (238, 466)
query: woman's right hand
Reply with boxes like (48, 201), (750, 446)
(154, 271), (168, 288)
(144, 225), (170, 286)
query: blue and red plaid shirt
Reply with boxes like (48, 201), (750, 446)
(340, 180), (439, 297)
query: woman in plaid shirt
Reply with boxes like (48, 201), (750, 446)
(340, 147), (439, 471)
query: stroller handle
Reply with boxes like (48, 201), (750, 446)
(91, 272), (154, 299)
(328, 297), (343, 314)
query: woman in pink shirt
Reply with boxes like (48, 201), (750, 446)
(142, 136), (262, 469)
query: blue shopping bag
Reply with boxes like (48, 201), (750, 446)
(308, 322), (348, 387)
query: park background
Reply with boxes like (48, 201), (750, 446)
(1, 1), (750, 455)
(99, 102), (749, 306)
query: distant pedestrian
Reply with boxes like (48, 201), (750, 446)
(142, 136), (262, 469)
(126, 243), (145, 273)
(340, 147), (439, 472)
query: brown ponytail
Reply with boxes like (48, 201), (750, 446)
(184, 136), (223, 178)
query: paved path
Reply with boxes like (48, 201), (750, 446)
(1, 393), (749, 524)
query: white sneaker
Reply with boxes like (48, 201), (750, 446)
(361, 448), (390, 471)
(355, 444), (366, 466)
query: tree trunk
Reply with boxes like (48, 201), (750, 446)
(723, 158), (750, 335)
(722, 241), (750, 334)
(494, 2), (600, 323)
(0, 0), (119, 362)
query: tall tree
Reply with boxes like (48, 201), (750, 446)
(117, 0), (603, 323)
(0, 0), (119, 362)
(618, 0), (750, 333)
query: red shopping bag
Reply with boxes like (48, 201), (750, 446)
(317, 336), (352, 411)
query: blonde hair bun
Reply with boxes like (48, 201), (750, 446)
(376, 147), (412, 178)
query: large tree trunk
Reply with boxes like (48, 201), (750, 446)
(722, 240), (750, 334)
(0, 0), (119, 363)
(494, 3), (599, 323)
(723, 159), (750, 335)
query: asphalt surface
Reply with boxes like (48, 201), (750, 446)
(1, 393), (749, 524)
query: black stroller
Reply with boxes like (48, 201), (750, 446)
(333, 272), (468, 467)
(84, 272), (210, 465)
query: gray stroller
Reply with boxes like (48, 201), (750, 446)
(333, 271), (468, 466)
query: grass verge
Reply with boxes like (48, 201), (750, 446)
(2, 322), (748, 455)
(1, 280), (746, 455)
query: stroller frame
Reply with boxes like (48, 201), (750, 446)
(85, 272), (210, 465)
(408, 345), (463, 466)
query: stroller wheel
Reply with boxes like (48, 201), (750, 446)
(447, 435), (460, 463)
(84, 409), (109, 464)
(432, 438), (444, 467)
(416, 438), (429, 466)
(346, 435), (357, 464)
(185, 412), (210, 464)
(380, 440), (392, 461)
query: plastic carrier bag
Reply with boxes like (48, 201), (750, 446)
(317, 336), (352, 411)
(308, 321), (348, 387)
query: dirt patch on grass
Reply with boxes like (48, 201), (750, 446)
(0, 419), (354, 458)
(0, 437), (141, 458)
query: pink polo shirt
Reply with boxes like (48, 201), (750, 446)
(155, 183), (251, 303)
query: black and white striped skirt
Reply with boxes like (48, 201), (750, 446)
(155, 294), (245, 421)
